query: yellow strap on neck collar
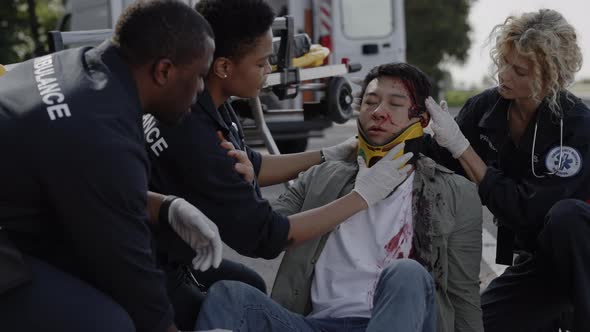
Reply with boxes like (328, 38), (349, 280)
(357, 122), (423, 167)
(0, 65), (6, 77)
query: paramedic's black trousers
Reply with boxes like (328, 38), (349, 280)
(482, 199), (590, 332)
(165, 258), (267, 331)
(156, 224), (267, 330)
(0, 256), (134, 332)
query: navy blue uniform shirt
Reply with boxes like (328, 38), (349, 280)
(0, 41), (173, 332)
(425, 88), (590, 263)
(146, 90), (290, 259)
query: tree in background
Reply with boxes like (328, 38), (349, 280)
(0, 2), (27, 64)
(0, 0), (63, 65)
(405, 0), (473, 95)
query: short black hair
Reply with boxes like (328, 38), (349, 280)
(113, 0), (214, 65)
(196, 0), (275, 59)
(361, 63), (432, 116)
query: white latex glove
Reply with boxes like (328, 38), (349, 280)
(168, 198), (223, 271)
(424, 97), (470, 158)
(322, 136), (358, 162)
(353, 142), (414, 206)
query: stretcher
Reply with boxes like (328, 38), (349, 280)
(249, 16), (360, 157)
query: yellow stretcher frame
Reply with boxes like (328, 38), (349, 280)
(271, 44), (330, 72)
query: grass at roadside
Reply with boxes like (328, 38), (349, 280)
(443, 89), (481, 108)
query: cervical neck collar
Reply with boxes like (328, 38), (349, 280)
(357, 121), (424, 167)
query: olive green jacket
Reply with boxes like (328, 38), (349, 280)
(271, 156), (484, 332)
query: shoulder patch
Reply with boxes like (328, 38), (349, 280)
(544, 146), (582, 177)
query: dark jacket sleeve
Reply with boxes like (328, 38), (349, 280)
(42, 141), (173, 332)
(428, 93), (590, 231)
(480, 108), (590, 232)
(246, 145), (263, 177)
(480, 152), (590, 232)
(156, 113), (290, 259)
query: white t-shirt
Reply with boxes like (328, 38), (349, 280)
(309, 172), (415, 319)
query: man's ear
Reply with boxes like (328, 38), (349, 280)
(152, 58), (173, 86)
(419, 111), (431, 128)
(212, 57), (232, 79)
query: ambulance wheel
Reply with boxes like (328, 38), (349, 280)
(326, 76), (353, 124)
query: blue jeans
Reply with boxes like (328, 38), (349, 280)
(196, 259), (436, 332)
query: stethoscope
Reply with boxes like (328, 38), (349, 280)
(530, 114), (563, 178)
(507, 100), (564, 178)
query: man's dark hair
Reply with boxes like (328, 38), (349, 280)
(113, 0), (214, 65)
(196, 0), (275, 59)
(361, 63), (433, 116)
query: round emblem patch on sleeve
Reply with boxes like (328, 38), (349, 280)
(544, 146), (582, 177)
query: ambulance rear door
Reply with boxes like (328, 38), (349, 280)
(314, 0), (406, 81)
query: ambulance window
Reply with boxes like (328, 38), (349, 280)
(341, 0), (393, 39)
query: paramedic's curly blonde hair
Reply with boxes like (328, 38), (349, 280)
(489, 9), (582, 115)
